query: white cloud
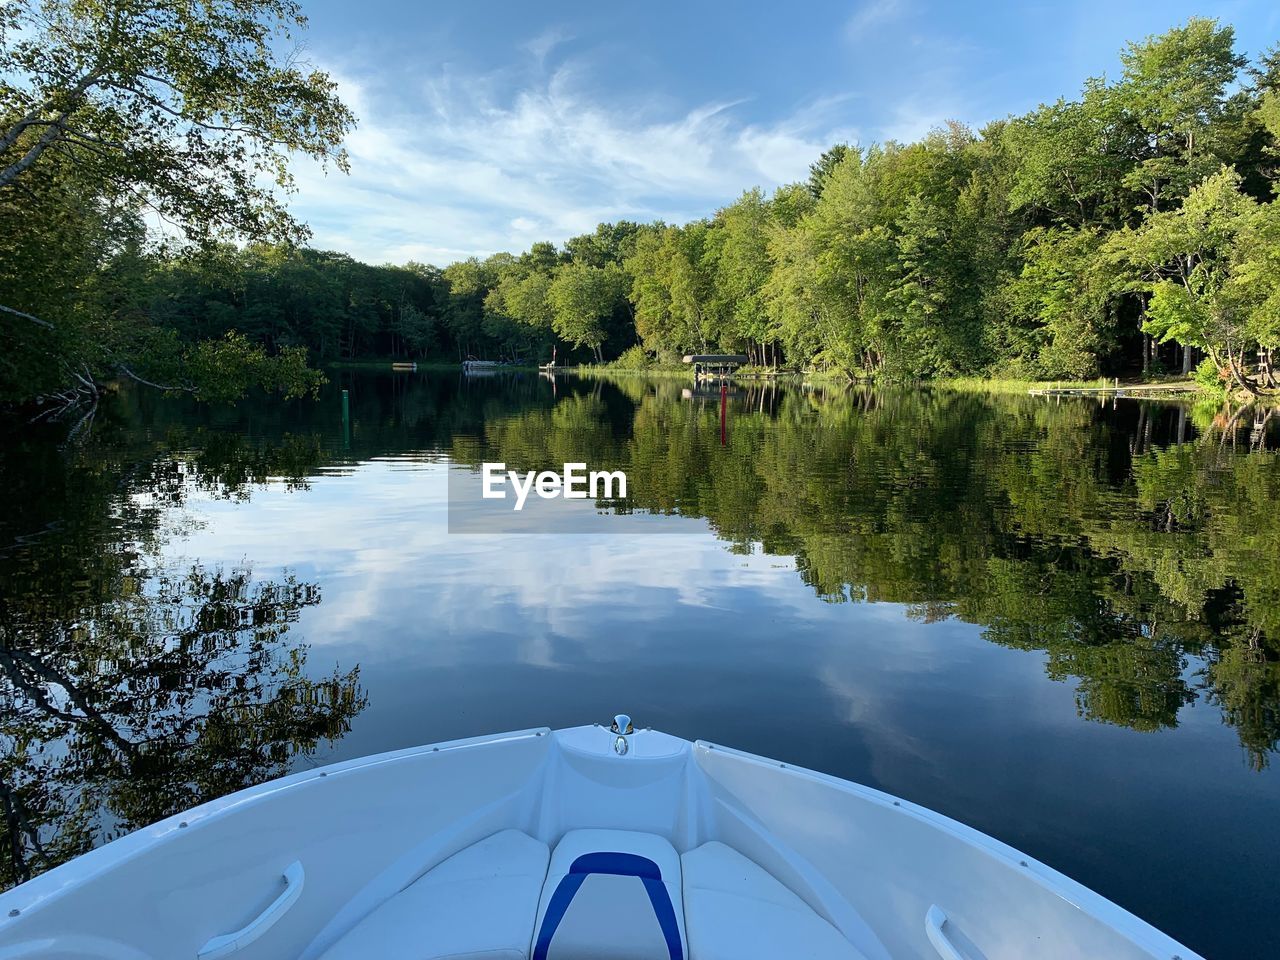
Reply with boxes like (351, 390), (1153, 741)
(845, 0), (907, 40)
(286, 51), (855, 265)
(878, 100), (955, 144)
(524, 26), (573, 66)
(173, 461), (809, 670)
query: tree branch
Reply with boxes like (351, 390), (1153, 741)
(0, 72), (101, 156)
(0, 304), (54, 330)
(116, 365), (195, 393)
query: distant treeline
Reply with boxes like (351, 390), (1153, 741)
(443, 17), (1280, 393)
(5, 16), (1280, 406)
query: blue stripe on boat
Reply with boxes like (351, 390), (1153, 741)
(532, 851), (683, 960)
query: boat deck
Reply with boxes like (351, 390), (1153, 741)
(318, 827), (869, 960)
(0, 725), (1203, 960)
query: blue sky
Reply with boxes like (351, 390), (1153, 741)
(288, 0), (1280, 265)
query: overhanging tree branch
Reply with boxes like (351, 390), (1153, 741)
(0, 304), (54, 330)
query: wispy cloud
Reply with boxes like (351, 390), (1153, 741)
(524, 26), (573, 65)
(287, 46), (855, 265)
(877, 99), (954, 144)
(845, 0), (907, 40)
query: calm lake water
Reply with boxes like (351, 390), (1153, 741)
(2, 370), (1279, 958)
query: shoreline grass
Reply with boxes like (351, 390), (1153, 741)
(935, 375), (1204, 395)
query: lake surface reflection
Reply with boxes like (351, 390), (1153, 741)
(2, 370), (1278, 958)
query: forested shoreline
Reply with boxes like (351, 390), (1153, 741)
(446, 18), (1280, 394)
(4, 11), (1280, 414)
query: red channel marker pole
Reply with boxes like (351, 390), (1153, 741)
(720, 381), (727, 446)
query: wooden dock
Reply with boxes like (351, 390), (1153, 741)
(1029, 380), (1198, 399)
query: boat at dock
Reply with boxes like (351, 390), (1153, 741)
(683, 353), (748, 381)
(0, 718), (1201, 960)
(462, 359), (510, 376)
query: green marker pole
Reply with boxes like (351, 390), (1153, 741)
(341, 388), (350, 449)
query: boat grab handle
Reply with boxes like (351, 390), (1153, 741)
(197, 861), (304, 960)
(925, 905), (965, 960)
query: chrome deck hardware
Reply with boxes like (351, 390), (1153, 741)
(611, 713), (633, 755)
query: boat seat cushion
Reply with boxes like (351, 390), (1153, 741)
(533, 829), (687, 960)
(319, 828), (550, 960)
(681, 842), (868, 960)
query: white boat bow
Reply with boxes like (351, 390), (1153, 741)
(0, 719), (1201, 960)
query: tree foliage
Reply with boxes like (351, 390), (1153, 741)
(433, 375), (1280, 768)
(0, 413), (367, 884)
(1, 0), (354, 410)
(7, 16), (1280, 410)
(422, 19), (1280, 390)
(0, 0), (353, 240)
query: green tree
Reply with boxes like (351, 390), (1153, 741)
(625, 223), (717, 358)
(0, 0), (355, 408)
(1113, 168), (1271, 392)
(807, 143), (850, 198)
(549, 261), (630, 363)
(706, 189), (776, 365)
(1115, 18), (1246, 213)
(1002, 90), (1142, 230)
(1005, 227), (1119, 378)
(0, 0), (354, 241)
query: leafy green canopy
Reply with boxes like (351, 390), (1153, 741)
(0, 0), (353, 242)
(8, 14), (1280, 406)
(1, 0), (354, 406)
(430, 18), (1280, 390)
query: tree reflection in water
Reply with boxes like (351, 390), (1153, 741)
(454, 378), (1280, 769)
(0, 410), (365, 887)
(1, 373), (1277, 889)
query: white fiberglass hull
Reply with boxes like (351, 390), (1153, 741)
(0, 724), (1200, 960)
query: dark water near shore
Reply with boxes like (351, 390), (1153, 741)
(2, 370), (1279, 957)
